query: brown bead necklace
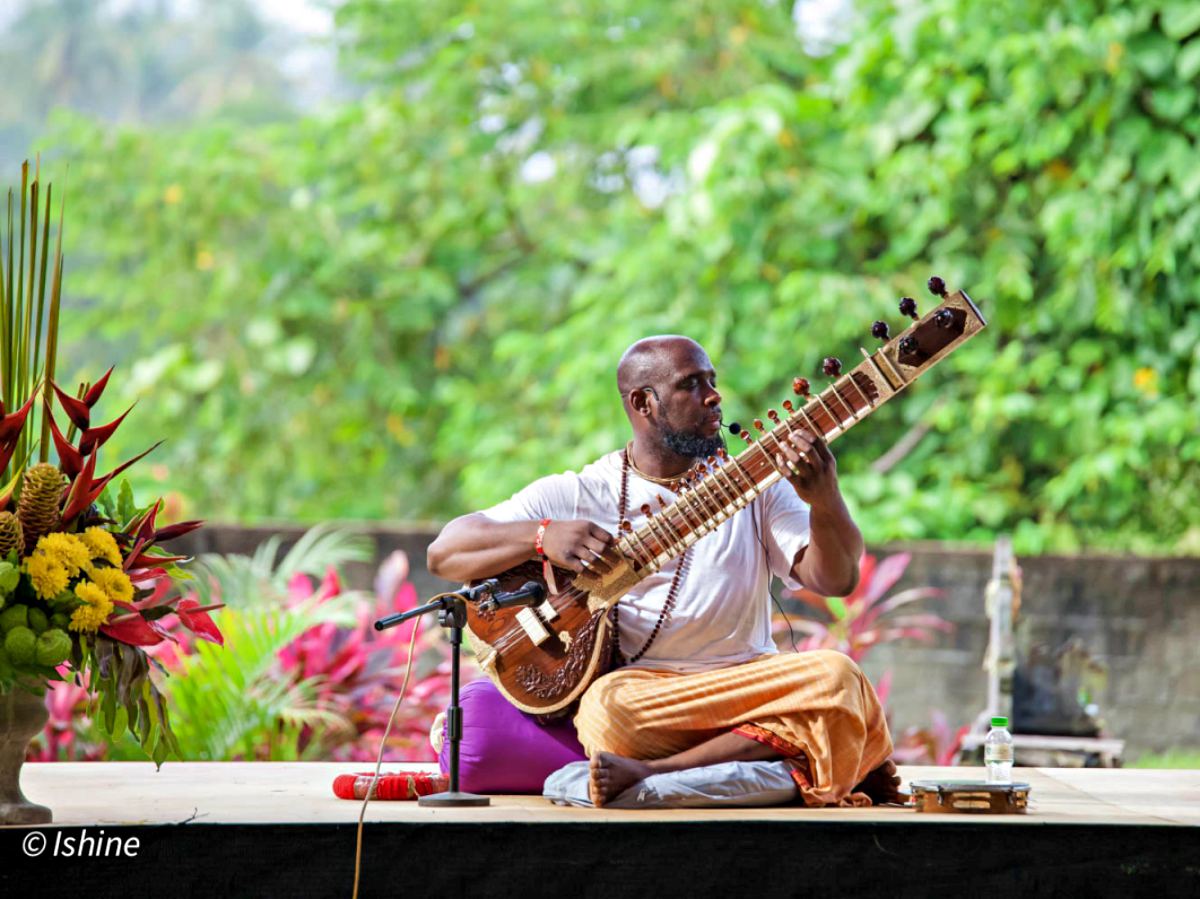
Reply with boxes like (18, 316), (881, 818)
(613, 445), (692, 665)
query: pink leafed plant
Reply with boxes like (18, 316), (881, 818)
(773, 551), (966, 765)
(772, 551), (953, 662)
(33, 541), (467, 764)
(892, 709), (970, 766)
(277, 550), (472, 762)
(26, 671), (106, 762)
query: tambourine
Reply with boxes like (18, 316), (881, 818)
(909, 779), (1031, 814)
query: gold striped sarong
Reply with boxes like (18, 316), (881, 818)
(574, 650), (894, 807)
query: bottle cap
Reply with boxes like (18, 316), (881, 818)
(991, 716), (1009, 727)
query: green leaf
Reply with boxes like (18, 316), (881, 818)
(0, 562), (19, 593)
(117, 479), (136, 526)
(1176, 40), (1200, 80)
(96, 486), (117, 521)
(110, 704), (128, 743)
(101, 685), (116, 735)
(152, 733), (169, 768)
(1160, 5), (1200, 40)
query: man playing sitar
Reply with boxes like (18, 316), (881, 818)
(427, 335), (903, 807)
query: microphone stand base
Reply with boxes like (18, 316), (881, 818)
(418, 791), (491, 807)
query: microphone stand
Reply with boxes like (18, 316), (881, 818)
(375, 590), (490, 807)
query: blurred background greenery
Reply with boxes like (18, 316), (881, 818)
(3, 0), (1196, 555)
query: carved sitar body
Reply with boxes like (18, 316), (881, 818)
(464, 281), (987, 715)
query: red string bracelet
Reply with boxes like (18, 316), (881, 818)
(534, 518), (557, 594)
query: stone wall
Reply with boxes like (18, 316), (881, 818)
(172, 525), (1200, 759)
(853, 545), (1200, 758)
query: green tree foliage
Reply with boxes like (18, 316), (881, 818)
(40, 0), (1199, 553)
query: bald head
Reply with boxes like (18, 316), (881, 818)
(617, 335), (705, 398)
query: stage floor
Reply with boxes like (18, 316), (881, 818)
(5, 763), (1199, 898)
(13, 761), (1200, 826)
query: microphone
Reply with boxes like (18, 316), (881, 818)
(727, 421), (742, 435)
(478, 581), (545, 612)
(373, 578), (498, 631)
(459, 578), (499, 602)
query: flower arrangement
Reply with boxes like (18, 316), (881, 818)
(0, 161), (219, 767)
(279, 550), (462, 763)
(0, 375), (222, 764)
(29, 532), (457, 764)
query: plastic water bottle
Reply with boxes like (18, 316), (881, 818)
(985, 716), (1014, 784)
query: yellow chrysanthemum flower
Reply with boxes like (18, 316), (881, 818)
(37, 532), (91, 577)
(80, 527), (123, 568)
(90, 566), (134, 605)
(69, 581), (114, 633)
(24, 551), (70, 600)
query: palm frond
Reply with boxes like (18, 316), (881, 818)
(251, 533), (284, 577)
(273, 522), (374, 586)
(157, 596), (351, 759)
(189, 523), (373, 608)
(190, 551), (271, 607)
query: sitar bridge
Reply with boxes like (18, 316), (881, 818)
(573, 551), (640, 612)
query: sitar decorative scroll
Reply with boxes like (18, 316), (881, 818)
(463, 277), (987, 714)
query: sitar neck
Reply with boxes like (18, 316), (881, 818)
(614, 285), (986, 579)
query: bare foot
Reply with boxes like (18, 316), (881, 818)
(853, 759), (909, 805)
(589, 752), (654, 807)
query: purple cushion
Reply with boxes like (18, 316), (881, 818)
(438, 677), (587, 793)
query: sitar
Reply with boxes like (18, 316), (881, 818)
(464, 277), (986, 715)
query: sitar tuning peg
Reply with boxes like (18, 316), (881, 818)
(899, 335), (919, 354)
(927, 275), (947, 297)
(871, 320), (890, 341)
(934, 308), (955, 329)
(739, 428), (753, 443)
(792, 377), (810, 397)
(899, 297), (918, 320)
(767, 409), (780, 425)
(640, 503), (652, 517)
(782, 399), (795, 413)
(753, 418), (765, 432)
(822, 357), (842, 377)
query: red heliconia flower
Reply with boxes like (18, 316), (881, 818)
(82, 366), (115, 408)
(47, 412), (85, 478)
(78, 402), (136, 457)
(60, 440), (164, 526)
(52, 382), (92, 430)
(0, 393), (37, 473)
(100, 607), (169, 646)
(151, 519), (204, 543)
(174, 597), (224, 646)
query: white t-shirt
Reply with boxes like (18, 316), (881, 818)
(480, 449), (811, 673)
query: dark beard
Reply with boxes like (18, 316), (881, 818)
(662, 427), (725, 460)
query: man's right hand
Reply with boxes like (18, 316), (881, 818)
(540, 520), (616, 574)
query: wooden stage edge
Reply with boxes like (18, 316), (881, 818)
(3, 763), (1199, 898)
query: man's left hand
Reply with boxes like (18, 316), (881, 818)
(773, 428), (840, 505)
